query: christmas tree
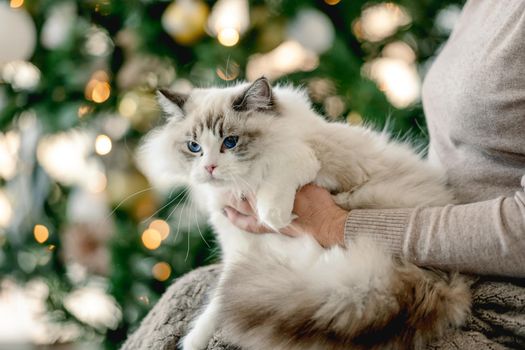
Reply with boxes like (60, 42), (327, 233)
(0, 0), (463, 347)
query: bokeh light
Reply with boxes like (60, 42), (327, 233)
(1, 61), (41, 91)
(152, 262), (171, 281)
(246, 41), (318, 81)
(77, 105), (92, 118)
(10, 0), (24, 9)
(149, 220), (170, 240)
(217, 28), (239, 47)
(209, 0), (249, 46)
(85, 70), (111, 103)
(33, 225), (49, 244)
(141, 229), (162, 250)
(363, 57), (420, 108)
(354, 3), (411, 42)
(95, 134), (112, 156)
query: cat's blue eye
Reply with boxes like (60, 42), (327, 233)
(187, 141), (201, 153)
(223, 136), (239, 149)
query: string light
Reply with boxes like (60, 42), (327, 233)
(324, 0), (341, 5)
(95, 134), (112, 155)
(217, 28), (239, 47)
(91, 82), (111, 103)
(85, 70), (111, 103)
(208, 0), (249, 47)
(152, 262), (171, 281)
(355, 3), (411, 42)
(10, 0), (24, 9)
(34, 224), (49, 244)
(141, 228), (162, 250)
(363, 57), (420, 108)
(77, 105), (92, 118)
(149, 219), (170, 240)
(246, 41), (319, 81)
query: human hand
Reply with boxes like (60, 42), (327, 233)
(223, 184), (348, 248)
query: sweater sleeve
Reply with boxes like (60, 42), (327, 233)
(344, 176), (525, 278)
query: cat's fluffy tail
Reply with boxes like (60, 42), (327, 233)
(219, 239), (471, 350)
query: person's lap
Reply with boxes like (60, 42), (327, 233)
(122, 265), (524, 350)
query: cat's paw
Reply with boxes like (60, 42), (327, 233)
(332, 192), (354, 210)
(181, 330), (210, 350)
(258, 205), (293, 230)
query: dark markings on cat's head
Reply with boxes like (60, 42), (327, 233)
(204, 113), (214, 130)
(157, 89), (189, 120)
(233, 77), (277, 113)
(231, 130), (262, 161)
(158, 89), (188, 109)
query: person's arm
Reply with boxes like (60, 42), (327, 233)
(225, 178), (525, 278)
(223, 184), (348, 248)
(345, 177), (525, 278)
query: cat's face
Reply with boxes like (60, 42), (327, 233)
(139, 77), (278, 189)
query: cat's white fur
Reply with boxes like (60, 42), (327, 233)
(138, 78), (467, 350)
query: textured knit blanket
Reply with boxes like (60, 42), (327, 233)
(122, 265), (525, 350)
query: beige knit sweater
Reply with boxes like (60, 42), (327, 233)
(345, 0), (525, 278)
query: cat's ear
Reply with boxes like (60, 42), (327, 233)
(156, 89), (188, 120)
(233, 77), (276, 112)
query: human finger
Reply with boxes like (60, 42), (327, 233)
(223, 206), (271, 234)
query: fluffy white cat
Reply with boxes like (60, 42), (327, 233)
(138, 77), (470, 350)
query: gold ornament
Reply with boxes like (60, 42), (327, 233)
(162, 0), (209, 45)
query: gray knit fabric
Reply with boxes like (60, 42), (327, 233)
(122, 264), (525, 349)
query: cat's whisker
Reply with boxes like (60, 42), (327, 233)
(173, 189), (191, 245)
(140, 187), (188, 225)
(185, 198), (197, 262)
(105, 186), (154, 221)
(168, 186), (178, 199)
(192, 194), (210, 248)
(165, 187), (191, 221)
(185, 222), (191, 262)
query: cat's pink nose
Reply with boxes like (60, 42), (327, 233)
(205, 164), (217, 175)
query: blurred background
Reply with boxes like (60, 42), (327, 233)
(0, 0), (464, 348)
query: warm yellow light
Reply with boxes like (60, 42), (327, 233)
(78, 105), (92, 118)
(10, 0), (24, 8)
(149, 219), (170, 240)
(118, 96), (138, 118)
(95, 134), (112, 155)
(85, 71), (111, 104)
(34, 224), (49, 244)
(217, 28), (239, 47)
(152, 262), (172, 281)
(91, 82), (111, 103)
(141, 228), (161, 250)
(324, 0), (341, 5)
